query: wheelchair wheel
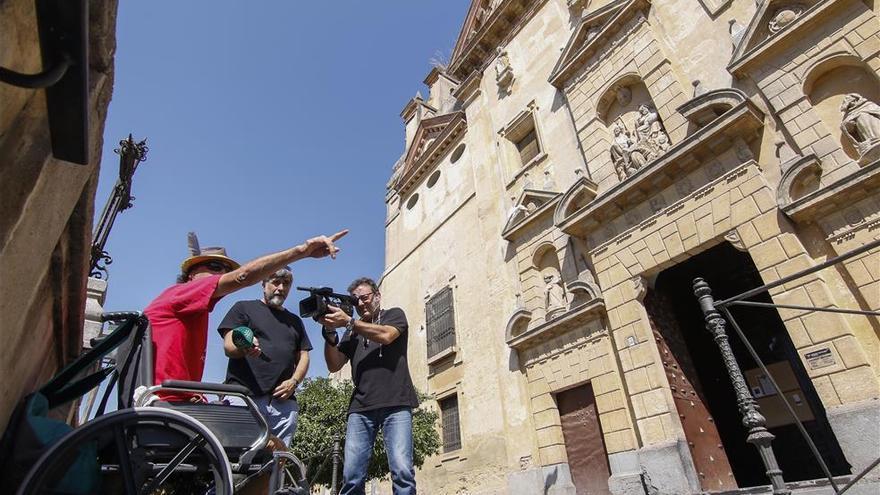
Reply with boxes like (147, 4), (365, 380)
(268, 451), (309, 494)
(17, 407), (234, 495)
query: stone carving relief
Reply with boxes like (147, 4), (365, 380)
(495, 48), (515, 91)
(840, 93), (880, 164)
(768, 5), (805, 33)
(725, 229), (748, 251)
(632, 275), (647, 302)
(610, 104), (671, 181)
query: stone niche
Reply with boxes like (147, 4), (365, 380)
(803, 54), (880, 165)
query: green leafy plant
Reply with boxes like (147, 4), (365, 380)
(291, 377), (440, 488)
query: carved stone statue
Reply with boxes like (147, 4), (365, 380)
(506, 196), (529, 224)
(495, 48), (514, 89)
(544, 273), (567, 314)
(635, 104), (671, 155)
(610, 121), (647, 180)
(840, 93), (880, 164)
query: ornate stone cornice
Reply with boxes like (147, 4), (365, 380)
(556, 99), (764, 236)
(448, 0), (550, 80)
(395, 112), (467, 197)
(452, 70), (483, 108)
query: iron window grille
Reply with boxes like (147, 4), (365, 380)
(439, 394), (462, 452)
(426, 286), (456, 359)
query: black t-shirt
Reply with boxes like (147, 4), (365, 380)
(218, 300), (313, 396)
(337, 307), (419, 413)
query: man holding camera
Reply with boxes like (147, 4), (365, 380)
(321, 277), (418, 495)
(217, 266), (312, 448)
(144, 230), (346, 401)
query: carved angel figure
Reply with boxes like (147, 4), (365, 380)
(840, 93), (880, 163)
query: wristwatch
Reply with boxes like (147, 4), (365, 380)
(345, 317), (356, 332)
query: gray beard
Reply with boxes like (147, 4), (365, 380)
(267, 295), (286, 308)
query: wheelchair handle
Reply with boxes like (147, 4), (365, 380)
(101, 311), (142, 322)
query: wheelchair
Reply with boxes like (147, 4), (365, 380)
(13, 312), (309, 495)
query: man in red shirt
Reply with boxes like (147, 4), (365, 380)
(144, 230), (347, 399)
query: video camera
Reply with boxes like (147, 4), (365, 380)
(297, 286), (356, 321)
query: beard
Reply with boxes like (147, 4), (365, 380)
(266, 294), (286, 308)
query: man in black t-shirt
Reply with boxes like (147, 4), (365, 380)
(218, 267), (312, 448)
(321, 277), (418, 495)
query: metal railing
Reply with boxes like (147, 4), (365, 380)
(694, 237), (880, 495)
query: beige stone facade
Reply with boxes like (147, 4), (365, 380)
(0, 0), (117, 431)
(380, 0), (879, 493)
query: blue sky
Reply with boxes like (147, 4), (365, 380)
(95, 1), (471, 381)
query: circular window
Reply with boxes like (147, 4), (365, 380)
(450, 143), (466, 163)
(426, 170), (441, 188)
(406, 193), (419, 210)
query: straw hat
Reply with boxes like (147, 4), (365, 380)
(180, 232), (240, 274)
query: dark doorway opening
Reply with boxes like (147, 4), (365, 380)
(557, 383), (612, 495)
(648, 242), (850, 489)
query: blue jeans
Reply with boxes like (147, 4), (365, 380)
(341, 406), (416, 495)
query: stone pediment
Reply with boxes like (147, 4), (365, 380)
(729, 0), (835, 75)
(448, 0), (550, 80)
(549, 0), (649, 88)
(553, 177), (599, 226)
(501, 188), (561, 240)
(395, 112), (467, 196)
(677, 88), (748, 128)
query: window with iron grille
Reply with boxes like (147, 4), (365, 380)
(439, 394), (461, 452)
(426, 286), (455, 359)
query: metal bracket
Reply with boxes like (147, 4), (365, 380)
(0, 0), (89, 164)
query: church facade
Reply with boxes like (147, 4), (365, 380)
(381, 0), (880, 493)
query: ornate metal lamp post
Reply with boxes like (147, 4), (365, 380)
(693, 277), (791, 495)
(89, 134), (148, 279)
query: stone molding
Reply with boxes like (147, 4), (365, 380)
(452, 70), (483, 108)
(777, 153), (822, 212)
(676, 88), (748, 128)
(506, 297), (605, 351)
(556, 99), (764, 237)
(781, 158), (880, 222)
(553, 176), (599, 229)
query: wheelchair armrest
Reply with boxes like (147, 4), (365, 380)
(161, 380), (252, 396)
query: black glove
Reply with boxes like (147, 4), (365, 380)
(322, 326), (339, 346)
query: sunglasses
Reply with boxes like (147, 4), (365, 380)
(196, 261), (231, 273)
(353, 292), (374, 302)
